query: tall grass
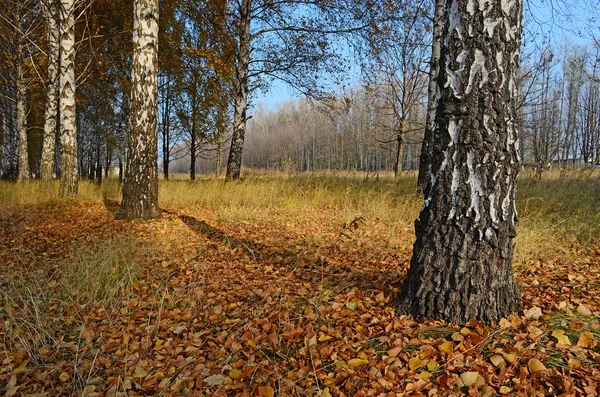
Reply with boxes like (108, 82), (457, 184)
(1, 169), (598, 261)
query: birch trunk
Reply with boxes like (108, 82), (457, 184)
(59, 0), (78, 195)
(41, 0), (60, 181)
(417, 0), (444, 189)
(394, 119), (406, 177)
(119, 0), (160, 219)
(17, 58), (29, 181)
(226, 0), (251, 181)
(398, 0), (523, 323)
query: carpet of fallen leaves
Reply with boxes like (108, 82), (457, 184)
(1, 199), (600, 397)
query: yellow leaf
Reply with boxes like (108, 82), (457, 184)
(499, 386), (512, 394)
(552, 329), (572, 345)
(318, 334), (332, 342)
(346, 302), (358, 310)
(502, 352), (517, 363)
(229, 369), (243, 379)
(577, 331), (597, 348)
(59, 371), (70, 383)
(427, 360), (439, 371)
(499, 318), (512, 328)
(439, 341), (453, 354)
(418, 370), (432, 379)
(348, 358), (368, 367)
(133, 366), (148, 378)
(258, 385), (274, 397)
(460, 372), (478, 386)
(247, 339), (257, 347)
(321, 388), (332, 397)
(408, 357), (428, 371)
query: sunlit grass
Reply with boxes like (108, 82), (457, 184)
(1, 169), (598, 262)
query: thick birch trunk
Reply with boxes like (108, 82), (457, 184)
(417, 0), (444, 189)
(398, 0), (523, 323)
(59, 0), (78, 195)
(119, 0), (161, 219)
(41, 0), (60, 181)
(226, 0), (251, 181)
(17, 58), (29, 181)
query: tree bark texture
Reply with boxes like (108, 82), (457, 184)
(398, 0), (523, 324)
(119, 0), (161, 220)
(59, 0), (78, 195)
(17, 58), (29, 181)
(41, 0), (60, 181)
(394, 119), (406, 177)
(226, 0), (251, 181)
(417, 0), (444, 189)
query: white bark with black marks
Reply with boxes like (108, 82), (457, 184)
(17, 58), (28, 181)
(59, 0), (78, 195)
(119, 0), (160, 220)
(41, 0), (60, 181)
(226, 0), (251, 181)
(398, 0), (523, 324)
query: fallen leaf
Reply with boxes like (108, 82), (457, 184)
(345, 302), (358, 310)
(439, 341), (453, 354)
(552, 329), (571, 345)
(577, 331), (597, 348)
(258, 385), (274, 397)
(499, 385), (512, 394)
(59, 372), (70, 383)
(527, 358), (546, 373)
(523, 306), (543, 320)
(203, 374), (225, 386)
(576, 304), (592, 316)
(408, 357), (428, 371)
(460, 371), (478, 387)
(502, 352), (517, 363)
(348, 358), (368, 367)
(229, 369), (243, 379)
(490, 355), (505, 367)
(387, 346), (402, 358)
(133, 366), (148, 378)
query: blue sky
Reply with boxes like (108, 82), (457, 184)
(255, 0), (599, 109)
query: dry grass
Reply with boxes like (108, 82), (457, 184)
(1, 169), (598, 262)
(1, 239), (140, 362)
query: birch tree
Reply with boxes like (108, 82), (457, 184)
(397, 0), (524, 323)
(40, 0), (59, 181)
(224, 0), (381, 181)
(119, 0), (160, 219)
(59, 0), (78, 195)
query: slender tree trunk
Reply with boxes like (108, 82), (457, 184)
(417, 0), (443, 189)
(190, 112), (196, 180)
(226, 0), (251, 181)
(59, 0), (78, 195)
(118, 156), (123, 183)
(0, 115), (5, 177)
(17, 58), (29, 181)
(95, 139), (102, 184)
(105, 144), (111, 178)
(394, 119), (406, 177)
(41, 0), (60, 181)
(119, 0), (161, 219)
(398, 0), (523, 324)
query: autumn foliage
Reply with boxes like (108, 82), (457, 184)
(1, 172), (599, 396)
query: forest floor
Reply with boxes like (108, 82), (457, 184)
(1, 170), (600, 397)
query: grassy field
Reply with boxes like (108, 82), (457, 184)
(1, 170), (599, 396)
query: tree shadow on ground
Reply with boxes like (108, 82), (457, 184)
(176, 211), (406, 295)
(102, 194), (121, 216)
